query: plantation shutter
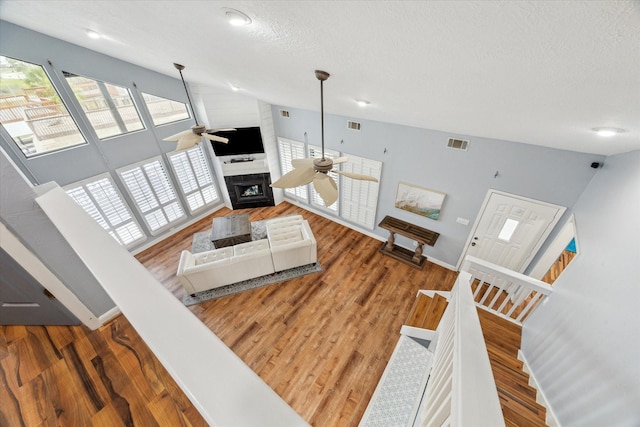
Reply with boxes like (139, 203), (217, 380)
(340, 154), (382, 229)
(308, 144), (340, 212)
(167, 146), (219, 213)
(117, 157), (185, 234)
(65, 174), (145, 247)
(277, 137), (308, 201)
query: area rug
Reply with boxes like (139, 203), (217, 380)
(182, 262), (323, 306)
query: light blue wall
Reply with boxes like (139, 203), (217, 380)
(522, 150), (640, 426)
(0, 21), (225, 318)
(272, 106), (604, 267)
(0, 20), (200, 186)
(0, 149), (115, 315)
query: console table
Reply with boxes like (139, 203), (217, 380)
(210, 214), (252, 248)
(378, 215), (440, 269)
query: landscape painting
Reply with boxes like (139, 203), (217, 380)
(395, 182), (446, 220)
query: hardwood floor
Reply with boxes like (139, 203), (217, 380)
(2, 201), (479, 426)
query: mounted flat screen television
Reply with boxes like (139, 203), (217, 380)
(210, 126), (264, 156)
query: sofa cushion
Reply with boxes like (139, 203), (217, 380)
(269, 228), (303, 246)
(194, 247), (233, 265)
(233, 239), (270, 256)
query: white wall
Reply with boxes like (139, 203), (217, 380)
(522, 150), (640, 426)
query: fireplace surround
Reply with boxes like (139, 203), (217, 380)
(224, 173), (275, 209)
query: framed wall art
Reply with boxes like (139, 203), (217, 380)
(395, 181), (446, 220)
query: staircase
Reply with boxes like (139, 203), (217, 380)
(405, 292), (449, 329)
(477, 308), (548, 426)
(404, 292), (548, 426)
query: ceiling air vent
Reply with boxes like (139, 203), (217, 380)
(279, 109), (290, 118)
(447, 137), (469, 151)
(347, 120), (361, 131)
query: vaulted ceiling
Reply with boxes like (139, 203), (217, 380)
(1, 0), (638, 155)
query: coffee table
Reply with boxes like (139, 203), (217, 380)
(210, 214), (252, 248)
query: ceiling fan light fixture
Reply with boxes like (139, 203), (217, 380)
(224, 8), (252, 26)
(592, 127), (625, 137)
(270, 69), (378, 207)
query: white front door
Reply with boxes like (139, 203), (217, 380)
(460, 191), (566, 272)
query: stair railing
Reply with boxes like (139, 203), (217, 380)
(415, 271), (504, 427)
(461, 256), (553, 325)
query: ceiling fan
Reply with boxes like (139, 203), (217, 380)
(163, 63), (235, 151)
(270, 70), (379, 206)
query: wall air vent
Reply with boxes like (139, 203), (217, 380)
(279, 109), (290, 118)
(347, 120), (361, 131)
(447, 137), (469, 151)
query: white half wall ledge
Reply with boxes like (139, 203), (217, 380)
(35, 185), (309, 427)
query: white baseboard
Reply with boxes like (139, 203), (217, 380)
(98, 306), (121, 325)
(518, 349), (561, 427)
(281, 198), (457, 271)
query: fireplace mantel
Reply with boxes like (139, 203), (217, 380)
(219, 153), (270, 177)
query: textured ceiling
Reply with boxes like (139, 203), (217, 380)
(1, 0), (639, 155)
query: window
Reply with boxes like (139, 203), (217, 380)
(498, 218), (519, 241)
(0, 55), (86, 157)
(141, 92), (190, 126)
(167, 146), (219, 213)
(64, 72), (144, 139)
(340, 154), (382, 229)
(308, 144), (340, 212)
(277, 137), (308, 201)
(65, 173), (145, 248)
(117, 157), (185, 234)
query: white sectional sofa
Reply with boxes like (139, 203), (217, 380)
(177, 215), (317, 295)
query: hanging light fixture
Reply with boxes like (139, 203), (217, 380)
(270, 70), (379, 206)
(163, 63), (234, 151)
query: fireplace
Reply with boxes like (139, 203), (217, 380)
(225, 173), (275, 209)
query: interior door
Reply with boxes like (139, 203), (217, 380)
(0, 248), (79, 325)
(461, 191), (566, 272)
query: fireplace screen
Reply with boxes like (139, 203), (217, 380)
(224, 173), (275, 209)
(240, 184), (263, 197)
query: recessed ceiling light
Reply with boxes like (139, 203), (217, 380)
(229, 84), (240, 92)
(356, 99), (370, 107)
(224, 8), (252, 26)
(85, 29), (101, 39)
(592, 127), (626, 137)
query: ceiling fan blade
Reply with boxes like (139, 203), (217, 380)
(271, 166), (316, 188)
(206, 128), (237, 133)
(175, 133), (201, 151)
(333, 156), (349, 165)
(201, 133), (229, 143)
(336, 170), (379, 182)
(313, 173), (338, 206)
(292, 158), (315, 168)
(163, 129), (191, 142)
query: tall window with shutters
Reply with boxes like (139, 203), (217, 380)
(277, 137), (308, 201)
(117, 157), (185, 234)
(308, 144), (340, 212)
(166, 146), (219, 213)
(340, 154), (382, 229)
(65, 173), (145, 248)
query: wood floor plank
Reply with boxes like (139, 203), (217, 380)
(1, 201), (546, 426)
